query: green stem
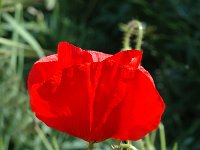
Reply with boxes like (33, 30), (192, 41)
(35, 125), (54, 150)
(144, 134), (153, 150)
(119, 144), (138, 150)
(134, 21), (143, 50)
(150, 130), (157, 145)
(159, 123), (166, 150)
(137, 139), (145, 150)
(52, 136), (60, 150)
(122, 140), (131, 150)
(172, 142), (178, 150)
(122, 27), (133, 50)
(121, 20), (144, 50)
(88, 142), (94, 150)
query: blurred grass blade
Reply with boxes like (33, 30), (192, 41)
(150, 130), (157, 145)
(45, 0), (56, 10)
(18, 48), (24, 78)
(0, 0), (2, 8)
(144, 134), (154, 150)
(52, 136), (60, 150)
(0, 137), (4, 150)
(0, 136), (10, 150)
(172, 142), (178, 150)
(159, 123), (166, 150)
(0, 37), (53, 57)
(35, 125), (54, 150)
(11, 3), (22, 75)
(2, 13), (45, 58)
(136, 139), (145, 150)
(13, 3), (24, 78)
(0, 37), (31, 49)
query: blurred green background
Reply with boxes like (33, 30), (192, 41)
(0, 0), (200, 149)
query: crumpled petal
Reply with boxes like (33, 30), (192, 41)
(58, 42), (112, 69)
(107, 50), (142, 68)
(27, 54), (58, 93)
(28, 42), (165, 142)
(110, 66), (164, 140)
(28, 42), (112, 93)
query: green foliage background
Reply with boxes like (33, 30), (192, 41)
(0, 0), (199, 149)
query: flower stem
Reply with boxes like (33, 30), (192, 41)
(150, 130), (157, 145)
(118, 143), (138, 150)
(144, 134), (153, 150)
(122, 140), (130, 150)
(88, 142), (94, 150)
(159, 123), (166, 150)
(137, 139), (145, 150)
(121, 20), (144, 50)
(134, 20), (143, 50)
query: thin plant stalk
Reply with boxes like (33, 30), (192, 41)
(150, 130), (157, 145)
(88, 142), (94, 150)
(11, 4), (22, 73)
(121, 20), (144, 50)
(52, 136), (60, 150)
(35, 125), (54, 150)
(137, 140), (145, 150)
(159, 123), (166, 150)
(145, 134), (153, 150)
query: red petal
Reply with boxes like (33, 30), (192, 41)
(88, 63), (164, 141)
(111, 66), (165, 140)
(30, 83), (58, 117)
(57, 42), (112, 68)
(27, 54), (58, 93)
(31, 63), (97, 141)
(57, 42), (92, 68)
(31, 61), (126, 142)
(87, 50), (112, 62)
(107, 50), (142, 69)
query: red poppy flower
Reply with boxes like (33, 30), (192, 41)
(28, 42), (165, 142)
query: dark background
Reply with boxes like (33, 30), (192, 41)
(0, 0), (199, 149)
